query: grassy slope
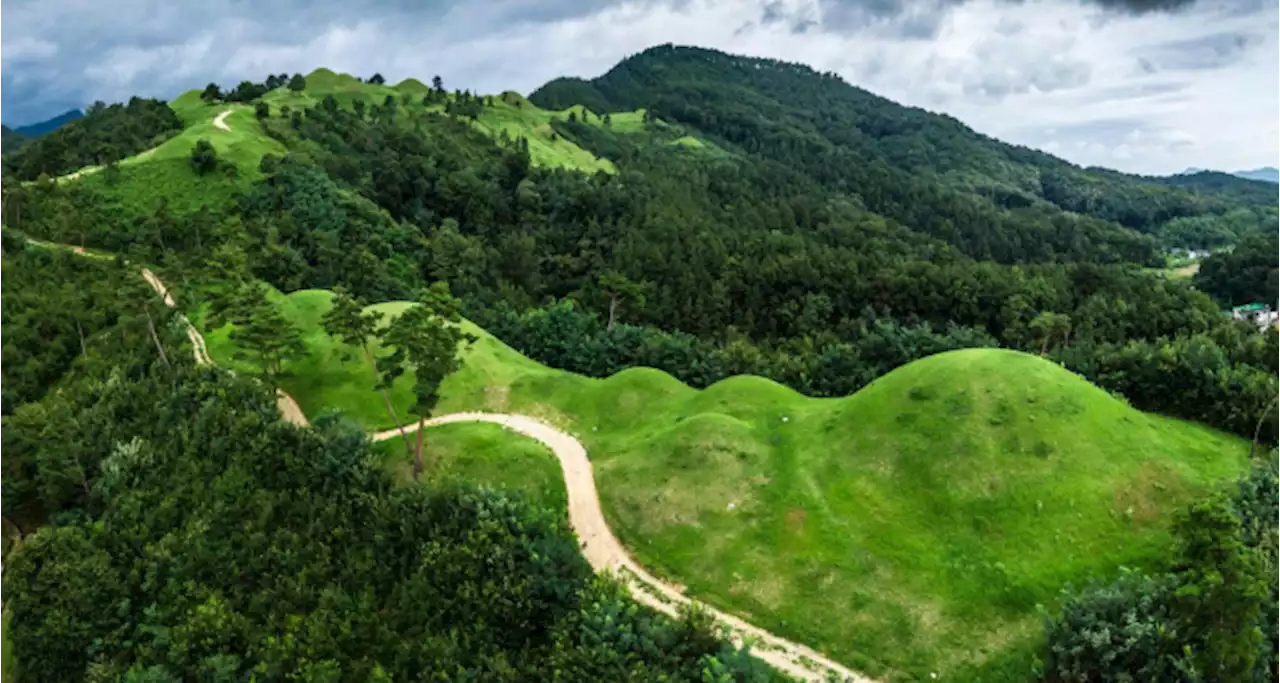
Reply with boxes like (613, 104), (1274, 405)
(202, 287), (1250, 681)
(374, 422), (567, 516)
(68, 92), (285, 218)
(263, 70), (620, 173)
(57, 67), (624, 221)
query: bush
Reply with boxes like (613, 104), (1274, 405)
(189, 139), (218, 175)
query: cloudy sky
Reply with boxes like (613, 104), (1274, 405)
(3, 0), (1276, 175)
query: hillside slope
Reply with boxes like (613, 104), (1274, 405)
(202, 287), (1250, 681)
(532, 45), (1276, 259)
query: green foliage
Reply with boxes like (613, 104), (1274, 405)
(376, 283), (476, 478)
(1194, 232), (1279, 306)
(3, 97), (182, 179)
(224, 282), (307, 381)
(188, 138), (218, 175)
(1170, 494), (1265, 680)
(287, 73), (307, 92)
(1043, 459), (1276, 683)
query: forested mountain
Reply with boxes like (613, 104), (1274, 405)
(532, 45), (1277, 258)
(10, 108), (83, 137)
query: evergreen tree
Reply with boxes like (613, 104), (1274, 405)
(320, 286), (412, 456)
(376, 282), (474, 479)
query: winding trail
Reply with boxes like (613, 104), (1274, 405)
(47, 240), (873, 682)
(212, 109), (233, 132)
(375, 413), (872, 682)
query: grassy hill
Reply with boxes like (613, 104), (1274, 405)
(48, 68), (627, 221)
(201, 286), (1250, 681)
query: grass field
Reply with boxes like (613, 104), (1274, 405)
(201, 286), (1251, 681)
(374, 422), (566, 516)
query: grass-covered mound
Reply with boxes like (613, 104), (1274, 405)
(373, 421), (567, 516)
(203, 287), (1251, 680)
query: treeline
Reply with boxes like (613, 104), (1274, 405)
(473, 299), (997, 395)
(1, 97), (182, 180)
(1043, 457), (1278, 682)
(3, 330), (786, 683)
(1194, 231), (1279, 307)
(200, 72), (306, 102)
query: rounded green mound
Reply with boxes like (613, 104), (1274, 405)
(204, 289), (1250, 681)
(590, 348), (1249, 679)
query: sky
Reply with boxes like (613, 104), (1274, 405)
(2, 0), (1276, 175)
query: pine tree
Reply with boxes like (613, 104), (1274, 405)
(321, 287), (412, 457)
(376, 282), (474, 480)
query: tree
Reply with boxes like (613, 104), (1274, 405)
(189, 139), (218, 175)
(368, 73), (386, 85)
(431, 75), (444, 92)
(288, 73), (306, 92)
(200, 83), (222, 102)
(597, 271), (646, 330)
(1029, 311), (1072, 356)
(227, 284), (306, 383)
(1170, 494), (1267, 680)
(254, 101), (269, 119)
(375, 283), (474, 480)
(321, 287), (412, 457)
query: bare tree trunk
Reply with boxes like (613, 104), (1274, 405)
(144, 308), (171, 369)
(1250, 394), (1279, 459)
(607, 295), (619, 330)
(413, 415), (426, 481)
(73, 317), (87, 357)
(365, 344), (413, 460)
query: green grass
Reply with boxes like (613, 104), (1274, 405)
(374, 422), (567, 516)
(202, 286), (1251, 681)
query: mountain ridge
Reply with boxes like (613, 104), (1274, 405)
(7, 107), (84, 137)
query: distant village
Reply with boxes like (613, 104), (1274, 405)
(1230, 302), (1280, 329)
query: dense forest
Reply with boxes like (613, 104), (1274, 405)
(3, 45), (1278, 683)
(1, 98), (182, 180)
(0, 234), (784, 683)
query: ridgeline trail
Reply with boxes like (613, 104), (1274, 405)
(41, 238), (874, 683)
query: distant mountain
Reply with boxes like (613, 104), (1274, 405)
(11, 108), (84, 138)
(1179, 166), (1278, 184)
(1232, 167), (1279, 183)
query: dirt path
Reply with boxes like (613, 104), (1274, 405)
(213, 110), (233, 132)
(374, 413), (874, 683)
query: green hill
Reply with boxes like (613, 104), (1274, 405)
(202, 286), (1250, 680)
